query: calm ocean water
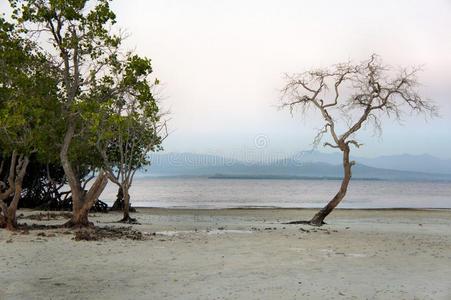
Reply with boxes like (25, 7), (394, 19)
(100, 178), (451, 209)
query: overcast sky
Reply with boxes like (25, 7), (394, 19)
(3, 0), (451, 159)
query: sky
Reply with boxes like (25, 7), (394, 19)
(2, 0), (451, 160)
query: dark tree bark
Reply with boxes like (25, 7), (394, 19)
(309, 145), (354, 226)
(110, 186), (136, 215)
(118, 185), (137, 223)
(110, 186), (124, 211)
(0, 154), (29, 230)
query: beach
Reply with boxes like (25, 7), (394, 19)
(1, 208), (451, 299)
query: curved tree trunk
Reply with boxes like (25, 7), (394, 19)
(122, 186), (130, 221)
(64, 172), (108, 228)
(119, 185), (136, 223)
(110, 185), (136, 214)
(60, 122), (109, 227)
(309, 146), (354, 226)
(60, 122), (83, 226)
(0, 155), (29, 230)
(110, 186), (124, 211)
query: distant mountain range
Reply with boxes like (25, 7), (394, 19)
(292, 151), (451, 175)
(140, 151), (451, 181)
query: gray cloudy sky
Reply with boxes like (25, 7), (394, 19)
(3, 0), (451, 159)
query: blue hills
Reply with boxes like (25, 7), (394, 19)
(141, 151), (451, 181)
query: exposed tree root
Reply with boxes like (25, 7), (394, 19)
(110, 197), (136, 212)
(283, 220), (326, 226)
(63, 219), (95, 229)
(118, 216), (139, 224)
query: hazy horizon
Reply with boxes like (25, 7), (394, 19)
(149, 149), (451, 162)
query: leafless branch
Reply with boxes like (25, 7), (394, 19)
(281, 54), (436, 152)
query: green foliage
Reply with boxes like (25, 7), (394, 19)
(7, 0), (124, 173)
(10, 0), (118, 51)
(3, 0), (166, 194)
(93, 52), (165, 176)
(0, 16), (61, 160)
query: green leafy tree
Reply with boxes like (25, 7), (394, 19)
(93, 55), (167, 222)
(0, 17), (59, 229)
(8, 0), (135, 227)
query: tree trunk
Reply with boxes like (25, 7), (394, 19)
(110, 186), (124, 211)
(110, 185), (136, 213)
(60, 122), (83, 221)
(60, 121), (109, 227)
(0, 201), (8, 229)
(67, 208), (90, 227)
(64, 172), (108, 228)
(0, 155), (29, 230)
(119, 185), (136, 223)
(0, 152), (18, 202)
(309, 145), (354, 226)
(123, 186), (130, 221)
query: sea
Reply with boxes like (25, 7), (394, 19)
(100, 178), (451, 209)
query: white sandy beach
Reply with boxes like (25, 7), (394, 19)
(1, 208), (451, 300)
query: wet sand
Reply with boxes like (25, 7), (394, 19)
(1, 208), (451, 299)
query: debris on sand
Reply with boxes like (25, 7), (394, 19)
(36, 232), (57, 238)
(73, 226), (145, 241)
(21, 212), (72, 221)
(18, 223), (61, 230)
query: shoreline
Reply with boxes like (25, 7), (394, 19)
(136, 175), (451, 183)
(130, 206), (451, 211)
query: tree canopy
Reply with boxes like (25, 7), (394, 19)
(0, 0), (167, 229)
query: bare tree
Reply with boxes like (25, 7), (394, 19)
(281, 54), (437, 226)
